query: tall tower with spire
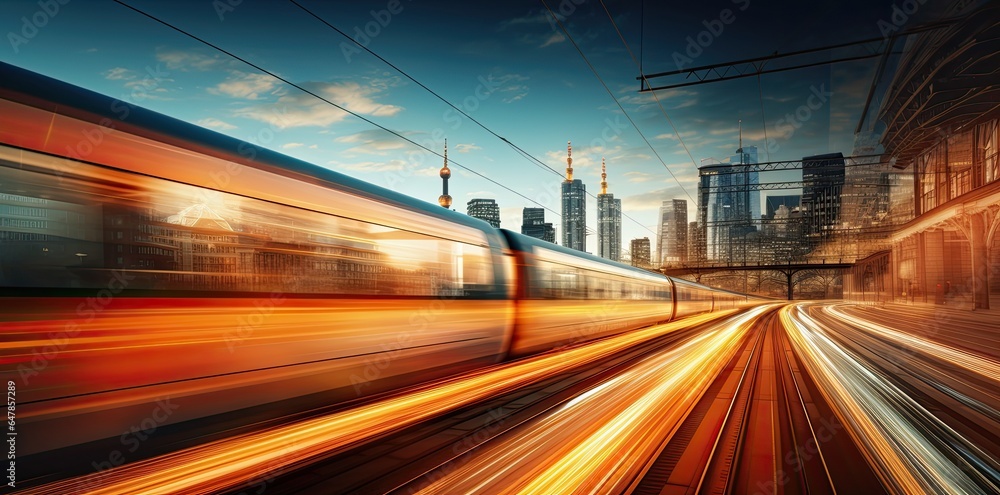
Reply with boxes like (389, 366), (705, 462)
(438, 139), (452, 209)
(597, 157), (622, 261)
(561, 141), (587, 252)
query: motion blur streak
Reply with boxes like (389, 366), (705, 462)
(408, 306), (773, 494)
(781, 304), (999, 495)
(18, 311), (734, 495)
(823, 304), (1000, 381)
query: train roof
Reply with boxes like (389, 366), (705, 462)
(500, 229), (669, 283)
(0, 61), (500, 238)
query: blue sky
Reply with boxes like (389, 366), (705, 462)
(2, 0), (907, 255)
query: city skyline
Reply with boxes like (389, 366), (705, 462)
(0, 0), (904, 255)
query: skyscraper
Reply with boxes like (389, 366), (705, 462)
(764, 195), (801, 219)
(688, 221), (706, 264)
(521, 207), (555, 243)
(561, 141), (587, 252)
(596, 158), (622, 261)
(466, 198), (500, 228)
(630, 237), (651, 268)
(802, 152), (845, 241)
(656, 199), (687, 265)
(697, 144), (760, 260)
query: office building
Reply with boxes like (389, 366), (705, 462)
(596, 158), (622, 261)
(561, 141), (587, 251)
(801, 152), (845, 239)
(521, 207), (555, 243)
(697, 145), (760, 261)
(656, 199), (687, 265)
(630, 237), (651, 268)
(466, 198), (500, 228)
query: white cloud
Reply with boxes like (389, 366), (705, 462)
(656, 130), (697, 141)
(282, 142), (304, 149)
(539, 32), (565, 48)
(235, 81), (402, 128)
(498, 12), (555, 30)
(156, 49), (226, 71)
(211, 71), (281, 100)
(329, 159), (408, 173)
(196, 117), (237, 131)
(335, 129), (411, 155)
(103, 67), (135, 80)
(453, 143), (481, 153)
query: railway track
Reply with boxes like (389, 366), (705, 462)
(632, 307), (885, 495)
(223, 314), (736, 494)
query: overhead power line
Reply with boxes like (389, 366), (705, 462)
(289, 0), (657, 238)
(112, 0), (562, 219)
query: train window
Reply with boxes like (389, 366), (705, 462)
(0, 145), (496, 297)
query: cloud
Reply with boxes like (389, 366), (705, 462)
(211, 71), (281, 100)
(234, 81), (402, 128)
(495, 73), (531, 102)
(655, 130), (697, 141)
(539, 32), (565, 48)
(103, 67), (134, 80)
(196, 117), (237, 131)
(624, 171), (657, 183)
(623, 188), (694, 212)
(156, 49), (226, 71)
(453, 143), (481, 153)
(282, 142), (304, 149)
(498, 11), (555, 30)
(335, 129), (411, 155)
(329, 159), (408, 173)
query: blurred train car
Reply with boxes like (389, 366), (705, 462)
(0, 62), (515, 455)
(500, 230), (674, 356)
(0, 61), (764, 455)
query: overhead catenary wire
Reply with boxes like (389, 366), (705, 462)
(591, 0), (699, 204)
(289, 0), (655, 238)
(287, 0), (567, 180)
(112, 0), (563, 220)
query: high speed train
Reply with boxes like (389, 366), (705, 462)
(0, 62), (764, 455)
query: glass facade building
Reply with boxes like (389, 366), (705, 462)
(597, 194), (621, 261)
(521, 207), (555, 243)
(466, 198), (501, 228)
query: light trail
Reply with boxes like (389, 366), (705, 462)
(405, 306), (774, 494)
(781, 304), (1000, 495)
(824, 304), (1000, 383)
(17, 311), (737, 495)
